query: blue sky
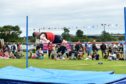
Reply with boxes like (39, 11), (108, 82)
(0, 0), (126, 37)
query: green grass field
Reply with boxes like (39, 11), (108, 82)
(0, 51), (126, 74)
(0, 58), (126, 74)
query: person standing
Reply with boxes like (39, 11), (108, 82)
(85, 42), (92, 57)
(48, 42), (53, 59)
(92, 42), (98, 54)
(100, 43), (107, 58)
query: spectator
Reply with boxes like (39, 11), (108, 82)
(108, 52), (117, 61)
(77, 48), (84, 60)
(92, 52), (99, 60)
(75, 41), (83, 52)
(17, 43), (21, 52)
(48, 42), (53, 59)
(11, 43), (16, 53)
(92, 42), (98, 54)
(50, 45), (57, 59)
(85, 42), (92, 57)
(100, 43), (107, 58)
(57, 43), (67, 59)
(68, 44), (77, 60)
(36, 47), (44, 59)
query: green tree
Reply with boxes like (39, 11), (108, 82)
(99, 31), (118, 42)
(76, 29), (83, 37)
(63, 27), (70, 34)
(29, 36), (36, 42)
(62, 27), (71, 41)
(118, 36), (124, 41)
(0, 25), (22, 42)
(71, 36), (79, 42)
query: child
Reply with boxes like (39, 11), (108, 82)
(57, 43), (67, 60)
(68, 45), (77, 60)
(108, 52), (117, 61)
(77, 48), (84, 60)
(36, 47), (44, 59)
(29, 50), (36, 59)
(92, 52), (99, 60)
(50, 45), (57, 59)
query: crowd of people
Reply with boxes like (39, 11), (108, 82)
(0, 43), (24, 59)
(0, 40), (124, 61)
(29, 41), (124, 61)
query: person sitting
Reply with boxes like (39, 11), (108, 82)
(108, 52), (117, 61)
(57, 43), (67, 60)
(104, 52), (108, 59)
(36, 47), (44, 59)
(28, 50), (37, 59)
(68, 45), (77, 60)
(50, 45), (57, 59)
(0, 50), (5, 59)
(9, 51), (16, 59)
(3, 50), (10, 59)
(77, 48), (84, 60)
(92, 52), (99, 60)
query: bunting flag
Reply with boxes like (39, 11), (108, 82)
(92, 25), (95, 28)
(115, 24), (118, 27)
(108, 24), (111, 27)
(34, 24), (120, 31)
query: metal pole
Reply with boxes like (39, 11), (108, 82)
(26, 16), (29, 68)
(104, 24), (105, 32)
(124, 7), (126, 60)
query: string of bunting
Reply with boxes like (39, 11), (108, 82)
(33, 24), (119, 31)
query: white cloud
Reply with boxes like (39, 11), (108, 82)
(0, 0), (125, 36)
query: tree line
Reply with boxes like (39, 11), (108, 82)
(0, 25), (124, 42)
(61, 27), (124, 42)
(0, 25), (24, 42)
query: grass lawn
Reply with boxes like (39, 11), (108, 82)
(0, 58), (126, 74)
(0, 51), (126, 74)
